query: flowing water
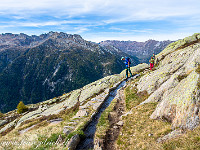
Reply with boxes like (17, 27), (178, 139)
(76, 79), (128, 150)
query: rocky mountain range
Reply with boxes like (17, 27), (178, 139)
(100, 39), (173, 63)
(0, 33), (200, 150)
(0, 32), (139, 113)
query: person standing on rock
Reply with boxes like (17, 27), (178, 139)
(152, 53), (156, 65)
(152, 53), (155, 60)
(152, 53), (155, 62)
(149, 56), (154, 70)
(121, 57), (133, 79)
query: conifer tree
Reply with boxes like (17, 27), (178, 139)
(17, 101), (28, 114)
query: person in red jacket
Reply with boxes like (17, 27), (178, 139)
(149, 57), (154, 70)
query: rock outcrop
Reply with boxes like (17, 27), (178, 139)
(137, 33), (200, 129)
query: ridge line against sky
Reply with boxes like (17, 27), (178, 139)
(0, 0), (200, 42)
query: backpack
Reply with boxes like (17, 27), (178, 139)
(126, 57), (131, 65)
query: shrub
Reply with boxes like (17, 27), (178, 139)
(177, 74), (188, 82)
(17, 101), (28, 114)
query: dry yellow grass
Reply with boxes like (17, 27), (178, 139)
(162, 126), (200, 149)
(0, 106), (79, 150)
(117, 102), (172, 150)
(117, 82), (200, 150)
(0, 119), (64, 150)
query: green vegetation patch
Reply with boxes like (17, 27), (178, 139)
(124, 86), (149, 111)
(66, 129), (85, 141)
(95, 98), (118, 138)
(30, 132), (64, 150)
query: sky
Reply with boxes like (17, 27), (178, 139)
(0, 0), (200, 42)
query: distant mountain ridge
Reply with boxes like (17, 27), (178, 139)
(0, 32), (139, 113)
(100, 39), (173, 63)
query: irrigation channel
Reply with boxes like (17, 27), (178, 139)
(76, 76), (138, 150)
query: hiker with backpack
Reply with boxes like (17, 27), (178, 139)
(149, 56), (155, 70)
(152, 53), (155, 60)
(121, 57), (133, 79)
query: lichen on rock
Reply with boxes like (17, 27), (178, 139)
(150, 69), (200, 129)
(136, 34), (200, 130)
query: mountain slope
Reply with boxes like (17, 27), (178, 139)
(0, 32), (139, 113)
(0, 33), (200, 150)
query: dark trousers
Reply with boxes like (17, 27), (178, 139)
(126, 67), (132, 78)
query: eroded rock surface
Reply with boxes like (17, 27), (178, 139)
(137, 33), (200, 129)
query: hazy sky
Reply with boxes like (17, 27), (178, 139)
(0, 0), (200, 42)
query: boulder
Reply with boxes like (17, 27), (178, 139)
(116, 121), (124, 126)
(66, 89), (81, 106)
(0, 119), (17, 134)
(151, 71), (199, 129)
(15, 109), (43, 128)
(0, 120), (7, 127)
(41, 90), (80, 116)
(75, 109), (88, 117)
(79, 75), (120, 103)
(66, 134), (80, 150)
(157, 130), (182, 143)
(63, 127), (72, 136)
(140, 72), (180, 104)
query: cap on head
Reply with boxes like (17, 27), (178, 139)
(121, 57), (125, 60)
